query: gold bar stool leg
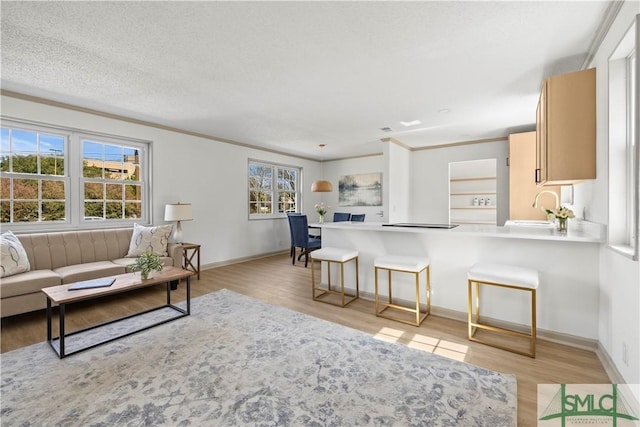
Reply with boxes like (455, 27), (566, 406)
(426, 266), (431, 315)
(310, 247), (359, 308)
(387, 269), (392, 305)
(375, 266), (380, 315)
(467, 262), (539, 358)
(475, 281), (480, 324)
(340, 262), (345, 307)
(531, 288), (537, 356)
(414, 271), (420, 326)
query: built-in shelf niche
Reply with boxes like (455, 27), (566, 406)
(449, 159), (497, 225)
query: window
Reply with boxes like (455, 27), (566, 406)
(248, 160), (300, 218)
(608, 18), (639, 259)
(82, 138), (143, 220)
(1, 120), (150, 229)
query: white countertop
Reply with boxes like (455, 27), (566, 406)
(311, 220), (605, 243)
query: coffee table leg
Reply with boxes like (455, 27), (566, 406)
(59, 303), (66, 358)
(46, 298), (52, 342)
(186, 275), (191, 315)
(166, 282), (171, 305)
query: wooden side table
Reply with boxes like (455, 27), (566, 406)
(180, 243), (201, 280)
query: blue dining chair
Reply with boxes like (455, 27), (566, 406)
(351, 214), (365, 222)
(333, 212), (351, 222)
(286, 212), (303, 259)
(288, 214), (321, 267)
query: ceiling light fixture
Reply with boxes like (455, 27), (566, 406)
(400, 120), (421, 127)
(311, 144), (333, 192)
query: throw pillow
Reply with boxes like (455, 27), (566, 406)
(126, 223), (173, 257)
(1, 231), (31, 278)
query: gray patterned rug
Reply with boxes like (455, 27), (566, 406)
(1, 289), (516, 426)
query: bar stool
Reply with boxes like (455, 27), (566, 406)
(311, 247), (359, 307)
(374, 255), (430, 326)
(467, 262), (539, 358)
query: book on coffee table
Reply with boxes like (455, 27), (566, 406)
(68, 277), (116, 291)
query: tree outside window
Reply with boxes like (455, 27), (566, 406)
(249, 160), (300, 218)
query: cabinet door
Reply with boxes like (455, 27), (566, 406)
(535, 82), (549, 184)
(536, 68), (596, 185)
(510, 132), (560, 220)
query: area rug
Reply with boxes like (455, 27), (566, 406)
(1, 289), (516, 426)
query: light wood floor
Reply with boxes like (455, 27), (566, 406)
(1, 253), (610, 427)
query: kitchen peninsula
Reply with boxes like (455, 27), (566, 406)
(319, 221), (604, 347)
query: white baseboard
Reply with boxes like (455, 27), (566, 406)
(201, 250), (290, 270)
(596, 342), (625, 384)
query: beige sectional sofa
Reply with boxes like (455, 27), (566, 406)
(1, 227), (183, 318)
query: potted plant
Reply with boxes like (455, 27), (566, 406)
(127, 252), (164, 279)
(314, 202), (330, 223)
(545, 206), (575, 233)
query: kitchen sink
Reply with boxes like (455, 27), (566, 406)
(504, 220), (555, 228)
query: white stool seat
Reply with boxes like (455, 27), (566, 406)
(311, 246), (359, 307)
(312, 247), (358, 262)
(374, 255), (430, 272)
(468, 262), (539, 289)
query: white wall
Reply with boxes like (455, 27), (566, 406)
(409, 140), (509, 225)
(387, 141), (411, 223)
(588, 1), (640, 385)
(1, 95), (322, 265)
(322, 150), (386, 222)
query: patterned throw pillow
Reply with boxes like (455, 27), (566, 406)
(1, 231), (31, 278)
(126, 223), (173, 257)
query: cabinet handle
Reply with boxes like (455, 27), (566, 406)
(535, 168), (541, 183)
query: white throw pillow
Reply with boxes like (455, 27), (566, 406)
(126, 223), (173, 257)
(1, 231), (31, 278)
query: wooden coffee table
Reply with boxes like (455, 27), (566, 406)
(42, 266), (192, 358)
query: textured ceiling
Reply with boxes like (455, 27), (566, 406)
(1, 1), (611, 159)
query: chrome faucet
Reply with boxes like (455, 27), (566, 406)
(532, 190), (559, 210)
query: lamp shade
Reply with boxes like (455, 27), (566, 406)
(311, 180), (333, 192)
(164, 203), (193, 221)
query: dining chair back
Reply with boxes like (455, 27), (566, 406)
(286, 212), (303, 258)
(288, 214), (322, 267)
(333, 212), (351, 222)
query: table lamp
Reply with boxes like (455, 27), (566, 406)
(164, 203), (192, 243)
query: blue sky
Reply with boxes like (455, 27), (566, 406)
(2, 127), (137, 163)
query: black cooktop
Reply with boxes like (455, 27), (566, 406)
(382, 223), (459, 229)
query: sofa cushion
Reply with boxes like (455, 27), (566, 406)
(54, 261), (127, 284)
(1, 231), (31, 278)
(126, 224), (173, 257)
(17, 228), (134, 271)
(0, 269), (62, 298)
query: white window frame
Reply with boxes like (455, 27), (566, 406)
(607, 17), (639, 260)
(248, 159), (301, 220)
(1, 118), (152, 232)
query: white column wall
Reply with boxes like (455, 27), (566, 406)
(588, 0), (640, 386)
(387, 141), (411, 223)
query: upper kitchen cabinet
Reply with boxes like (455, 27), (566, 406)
(509, 131), (560, 220)
(536, 68), (596, 185)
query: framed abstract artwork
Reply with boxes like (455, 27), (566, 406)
(338, 173), (382, 206)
